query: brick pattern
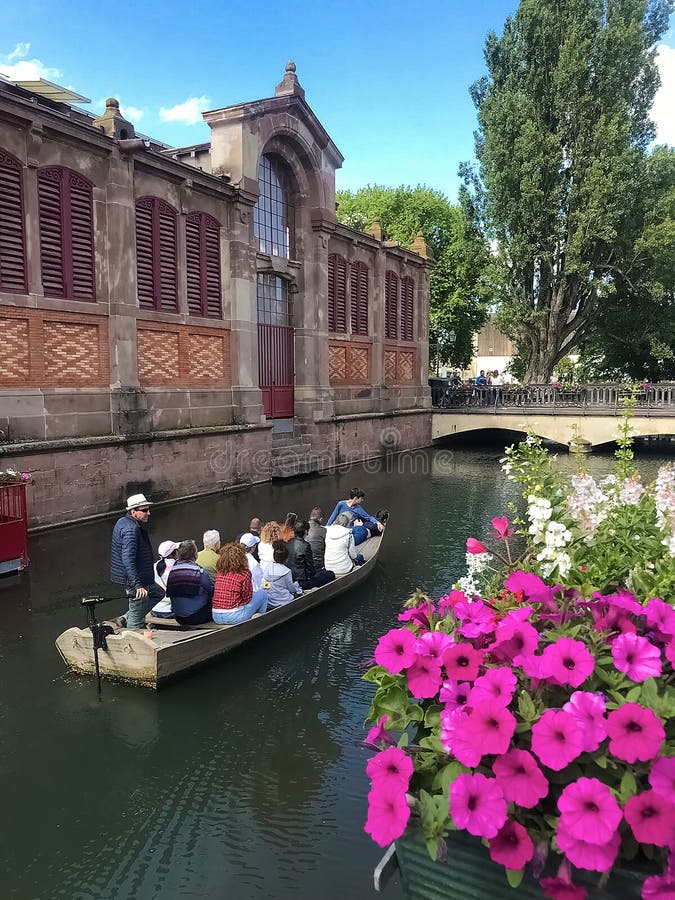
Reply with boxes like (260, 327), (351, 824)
(0, 305), (109, 388)
(137, 322), (231, 387)
(384, 346), (417, 384)
(328, 340), (371, 385)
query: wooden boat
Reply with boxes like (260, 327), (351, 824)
(56, 532), (382, 688)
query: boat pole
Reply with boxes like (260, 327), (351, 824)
(80, 597), (115, 695)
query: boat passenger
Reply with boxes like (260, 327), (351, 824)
(239, 532), (267, 592)
(324, 513), (362, 575)
(165, 540), (214, 627)
(196, 529), (220, 580)
(286, 520), (336, 590)
(235, 517), (262, 561)
(213, 542), (268, 625)
(326, 488), (384, 537)
(279, 512), (297, 542)
(150, 539), (179, 619)
(262, 540), (303, 607)
(352, 508), (389, 547)
(259, 521), (282, 566)
(307, 507), (327, 570)
(110, 493), (165, 629)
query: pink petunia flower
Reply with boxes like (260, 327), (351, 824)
(440, 705), (469, 754)
(398, 604), (431, 628)
(488, 618), (539, 664)
(489, 819), (534, 870)
(558, 778), (622, 845)
(562, 692), (607, 752)
(470, 667), (517, 706)
(417, 630), (453, 663)
(541, 638), (595, 688)
(612, 633), (662, 682)
(437, 590), (468, 614)
(594, 588), (643, 616)
(540, 876), (588, 900)
(490, 516), (514, 539)
(366, 747), (414, 792)
(466, 537), (488, 554)
(504, 570), (558, 607)
(374, 628), (418, 674)
(451, 700), (516, 766)
(667, 641), (675, 667)
(531, 709), (584, 771)
(365, 716), (396, 748)
(642, 863), (675, 900)
(443, 643), (484, 681)
(556, 822), (620, 872)
(492, 749), (549, 808)
(649, 757), (675, 798)
(406, 655), (443, 699)
(439, 680), (472, 711)
(454, 599), (496, 637)
(606, 704), (665, 764)
(450, 773), (507, 839)
(624, 791), (675, 847)
(364, 780), (411, 847)
(646, 598), (675, 642)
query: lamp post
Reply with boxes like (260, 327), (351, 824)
(448, 329), (456, 375)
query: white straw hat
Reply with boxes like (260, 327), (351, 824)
(126, 493), (153, 510)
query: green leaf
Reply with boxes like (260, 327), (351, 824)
(426, 837), (439, 861)
(626, 686), (642, 703)
(641, 678), (659, 709)
(506, 869), (524, 889)
(432, 762), (468, 794)
(594, 754), (608, 770)
(424, 704), (443, 729)
(517, 691), (537, 722)
(619, 771), (637, 803)
(397, 732), (409, 749)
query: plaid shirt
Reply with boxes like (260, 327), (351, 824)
(213, 570), (253, 610)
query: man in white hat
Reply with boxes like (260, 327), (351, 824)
(110, 493), (163, 628)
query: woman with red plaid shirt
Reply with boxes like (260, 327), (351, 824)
(212, 543), (268, 625)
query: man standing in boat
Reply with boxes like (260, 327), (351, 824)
(110, 493), (164, 628)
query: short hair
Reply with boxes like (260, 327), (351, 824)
(294, 519), (308, 538)
(309, 506), (323, 522)
(203, 529), (220, 551)
(261, 520), (281, 543)
(216, 542), (248, 575)
(334, 513), (351, 527)
(176, 540), (198, 562)
(249, 517), (262, 531)
(272, 539), (289, 563)
(376, 508), (390, 525)
(349, 487), (365, 500)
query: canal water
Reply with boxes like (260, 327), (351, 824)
(1, 443), (671, 900)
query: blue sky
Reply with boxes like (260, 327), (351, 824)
(2, 0), (673, 201)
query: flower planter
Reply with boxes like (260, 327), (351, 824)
(395, 832), (645, 900)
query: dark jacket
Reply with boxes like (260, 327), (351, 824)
(166, 562), (214, 621)
(110, 514), (154, 589)
(306, 520), (326, 570)
(285, 537), (316, 583)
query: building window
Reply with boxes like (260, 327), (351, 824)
(0, 150), (27, 294)
(135, 197), (178, 311)
(350, 261), (369, 336)
(253, 154), (295, 259)
(385, 271), (399, 340)
(401, 276), (414, 341)
(186, 212), (222, 318)
(256, 273), (293, 326)
(38, 167), (95, 301)
(328, 253), (348, 333)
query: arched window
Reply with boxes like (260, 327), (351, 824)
(327, 253), (347, 333)
(135, 197), (178, 311)
(350, 261), (369, 336)
(385, 271), (399, 340)
(0, 150), (27, 294)
(38, 167), (95, 300)
(253, 154), (295, 259)
(401, 276), (414, 341)
(185, 211), (222, 318)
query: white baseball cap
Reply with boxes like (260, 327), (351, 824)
(158, 540), (179, 558)
(126, 493), (153, 510)
(239, 532), (260, 548)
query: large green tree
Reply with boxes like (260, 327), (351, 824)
(336, 185), (489, 371)
(463, 0), (673, 383)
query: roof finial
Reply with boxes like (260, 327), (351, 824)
(275, 59), (305, 99)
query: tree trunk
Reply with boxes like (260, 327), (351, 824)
(522, 328), (561, 384)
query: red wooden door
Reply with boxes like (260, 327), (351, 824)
(257, 275), (294, 418)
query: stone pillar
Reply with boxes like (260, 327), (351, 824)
(417, 266), (432, 408)
(24, 127), (43, 296)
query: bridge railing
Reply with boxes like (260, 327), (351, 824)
(429, 381), (675, 413)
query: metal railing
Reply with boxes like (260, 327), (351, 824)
(429, 380), (675, 415)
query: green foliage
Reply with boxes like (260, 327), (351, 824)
(463, 0), (674, 382)
(335, 185), (490, 370)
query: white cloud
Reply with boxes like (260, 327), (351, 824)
(159, 95), (210, 126)
(0, 42), (62, 81)
(652, 43), (675, 146)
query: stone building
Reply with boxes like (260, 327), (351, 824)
(0, 64), (431, 527)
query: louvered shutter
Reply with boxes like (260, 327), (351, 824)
(350, 261), (368, 336)
(0, 151), (27, 294)
(68, 173), (95, 300)
(135, 199), (155, 309)
(38, 169), (65, 298)
(385, 271), (398, 340)
(158, 201), (178, 312)
(401, 276), (414, 341)
(335, 256), (347, 332)
(185, 214), (202, 315)
(204, 217), (222, 318)
(328, 254), (336, 332)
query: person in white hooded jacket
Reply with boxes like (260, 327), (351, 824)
(324, 513), (361, 575)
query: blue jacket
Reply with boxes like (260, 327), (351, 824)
(166, 562), (214, 620)
(326, 500), (378, 530)
(110, 514), (155, 589)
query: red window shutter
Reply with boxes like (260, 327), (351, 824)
(185, 215), (202, 315)
(328, 253), (347, 333)
(350, 261), (368, 335)
(185, 212), (222, 318)
(135, 197), (178, 311)
(158, 201), (178, 312)
(204, 217), (222, 318)
(68, 172), (95, 300)
(401, 276), (414, 341)
(135, 199), (155, 309)
(385, 271), (399, 340)
(0, 150), (27, 294)
(38, 168), (65, 298)
(328, 254), (336, 332)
